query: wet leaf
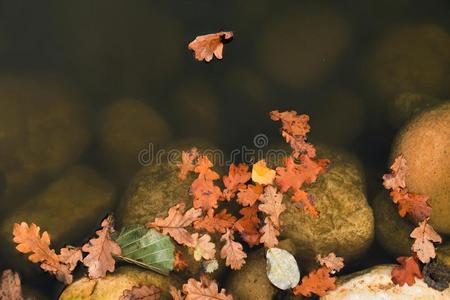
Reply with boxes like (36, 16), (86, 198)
(193, 209), (236, 234)
(0, 270), (26, 300)
(120, 284), (161, 300)
(182, 276), (233, 300)
(193, 233), (216, 261)
(391, 256), (423, 286)
(233, 206), (261, 247)
(293, 266), (336, 297)
(252, 160), (276, 185)
(316, 252), (344, 274)
(58, 247), (83, 272)
(266, 247), (300, 290)
(220, 230), (246, 270)
(383, 154), (408, 191)
(223, 163), (251, 200)
(174, 251), (188, 272)
(237, 183), (263, 207)
(258, 186), (286, 227)
(410, 219), (442, 263)
(188, 31), (233, 62)
(203, 259), (219, 274)
(177, 148), (198, 180)
(390, 189), (431, 222)
(260, 218), (280, 248)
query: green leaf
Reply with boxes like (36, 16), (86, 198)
(114, 224), (175, 276)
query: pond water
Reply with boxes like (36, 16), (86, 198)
(0, 0), (449, 299)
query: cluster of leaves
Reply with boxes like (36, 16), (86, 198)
(12, 216), (121, 284)
(383, 155), (442, 287)
(170, 276), (232, 300)
(292, 253), (344, 297)
(150, 110), (329, 273)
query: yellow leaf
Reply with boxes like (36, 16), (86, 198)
(252, 160), (275, 185)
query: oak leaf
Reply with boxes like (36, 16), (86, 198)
(292, 190), (319, 217)
(58, 247), (83, 272)
(391, 256), (423, 286)
(148, 203), (202, 247)
(258, 186), (286, 227)
(193, 234), (216, 261)
(191, 178), (222, 211)
(252, 160), (276, 185)
(188, 31), (233, 62)
(237, 183), (263, 207)
(194, 156), (220, 181)
(120, 285), (161, 300)
(292, 266), (336, 297)
(222, 163), (251, 200)
(259, 218), (279, 248)
(12, 222), (72, 284)
(174, 251), (188, 272)
(178, 148), (198, 180)
(410, 219), (442, 263)
(82, 215), (122, 279)
(390, 190), (431, 222)
(316, 253), (344, 273)
(183, 276), (233, 300)
(233, 206), (261, 247)
(169, 286), (185, 300)
(194, 209), (236, 234)
(0, 270), (26, 300)
(382, 154), (408, 191)
(220, 230), (247, 270)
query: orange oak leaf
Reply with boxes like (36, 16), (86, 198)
(220, 230), (247, 270)
(194, 156), (220, 181)
(0, 270), (26, 300)
(390, 190), (431, 222)
(193, 209), (236, 234)
(258, 186), (286, 227)
(251, 160), (276, 185)
(410, 219), (442, 264)
(191, 178), (223, 211)
(169, 286), (185, 300)
(292, 190), (319, 217)
(82, 215), (122, 279)
(193, 233), (216, 261)
(391, 256), (423, 286)
(293, 266), (336, 297)
(174, 251), (188, 272)
(148, 203), (202, 247)
(222, 163), (251, 200)
(237, 183), (263, 207)
(233, 206), (261, 247)
(259, 217), (280, 248)
(178, 148), (198, 180)
(188, 31), (233, 62)
(275, 156), (308, 193)
(120, 284), (161, 300)
(382, 154), (408, 191)
(182, 276), (233, 300)
(12, 222), (72, 284)
(58, 247), (83, 272)
(316, 253), (344, 273)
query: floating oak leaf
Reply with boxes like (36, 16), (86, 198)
(410, 219), (442, 264)
(148, 203), (202, 247)
(194, 209), (236, 234)
(220, 230), (246, 270)
(223, 163), (251, 200)
(188, 31), (233, 62)
(390, 190), (431, 222)
(258, 186), (286, 227)
(233, 206), (261, 247)
(292, 190), (319, 217)
(182, 276), (233, 300)
(391, 256), (423, 286)
(259, 218), (279, 248)
(383, 154), (408, 191)
(58, 247), (83, 272)
(252, 160), (276, 185)
(120, 285), (161, 300)
(82, 215), (122, 279)
(292, 266), (336, 297)
(193, 234), (216, 261)
(194, 156), (220, 181)
(237, 184), (263, 207)
(12, 222), (72, 284)
(178, 148), (198, 180)
(316, 253), (344, 274)
(0, 270), (26, 300)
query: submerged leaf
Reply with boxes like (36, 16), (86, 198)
(188, 31), (233, 62)
(0, 270), (26, 300)
(120, 284), (161, 300)
(266, 248), (300, 290)
(115, 225), (175, 276)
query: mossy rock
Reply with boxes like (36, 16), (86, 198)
(373, 191), (414, 258)
(0, 76), (91, 202)
(280, 152), (374, 269)
(392, 102), (450, 234)
(59, 266), (180, 300)
(0, 165), (116, 274)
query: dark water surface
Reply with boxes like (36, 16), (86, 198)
(0, 0), (449, 298)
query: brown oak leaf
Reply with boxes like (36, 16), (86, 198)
(258, 186), (286, 227)
(194, 209), (236, 234)
(182, 276), (233, 300)
(220, 230), (247, 270)
(191, 177), (223, 211)
(82, 215), (122, 279)
(222, 163), (251, 200)
(120, 285), (161, 300)
(382, 154), (408, 191)
(410, 219), (442, 263)
(237, 183), (263, 207)
(58, 247), (83, 272)
(259, 217), (279, 248)
(178, 148), (198, 180)
(316, 253), (344, 273)
(148, 203), (202, 247)
(0, 270), (26, 300)
(390, 190), (431, 222)
(193, 234), (216, 261)
(188, 31), (233, 62)
(391, 256), (423, 286)
(293, 266), (336, 297)
(233, 206), (261, 247)
(194, 156), (220, 181)
(169, 286), (185, 300)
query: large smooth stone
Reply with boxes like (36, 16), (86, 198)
(59, 266), (180, 300)
(322, 265), (450, 299)
(0, 76), (91, 202)
(391, 102), (450, 234)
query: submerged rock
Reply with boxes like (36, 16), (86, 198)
(373, 191), (414, 258)
(0, 76), (91, 202)
(391, 102), (450, 234)
(97, 98), (171, 182)
(322, 265), (450, 299)
(59, 266), (180, 300)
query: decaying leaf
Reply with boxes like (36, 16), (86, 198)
(410, 219), (442, 264)
(252, 160), (276, 185)
(188, 31), (233, 62)
(0, 270), (26, 300)
(220, 230), (246, 270)
(82, 215), (122, 279)
(259, 218), (280, 248)
(120, 285), (161, 300)
(12, 222), (72, 284)
(148, 203), (202, 247)
(194, 209), (236, 234)
(266, 248), (300, 290)
(174, 251), (188, 272)
(293, 266), (336, 297)
(382, 154), (408, 191)
(237, 184), (263, 207)
(203, 259), (219, 274)
(182, 276), (233, 300)
(193, 234), (216, 261)
(233, 206), (261, 247)
(258, 186), (286, 227)
(191, 156), (222, 211)
(391, 256), (423, 286)
(316, 253), (344, 274)
(178, 148), (198, 180)
(222, 163), (251, 200)
(390, 190), (431, 222)
(58, 247), (83, 272)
